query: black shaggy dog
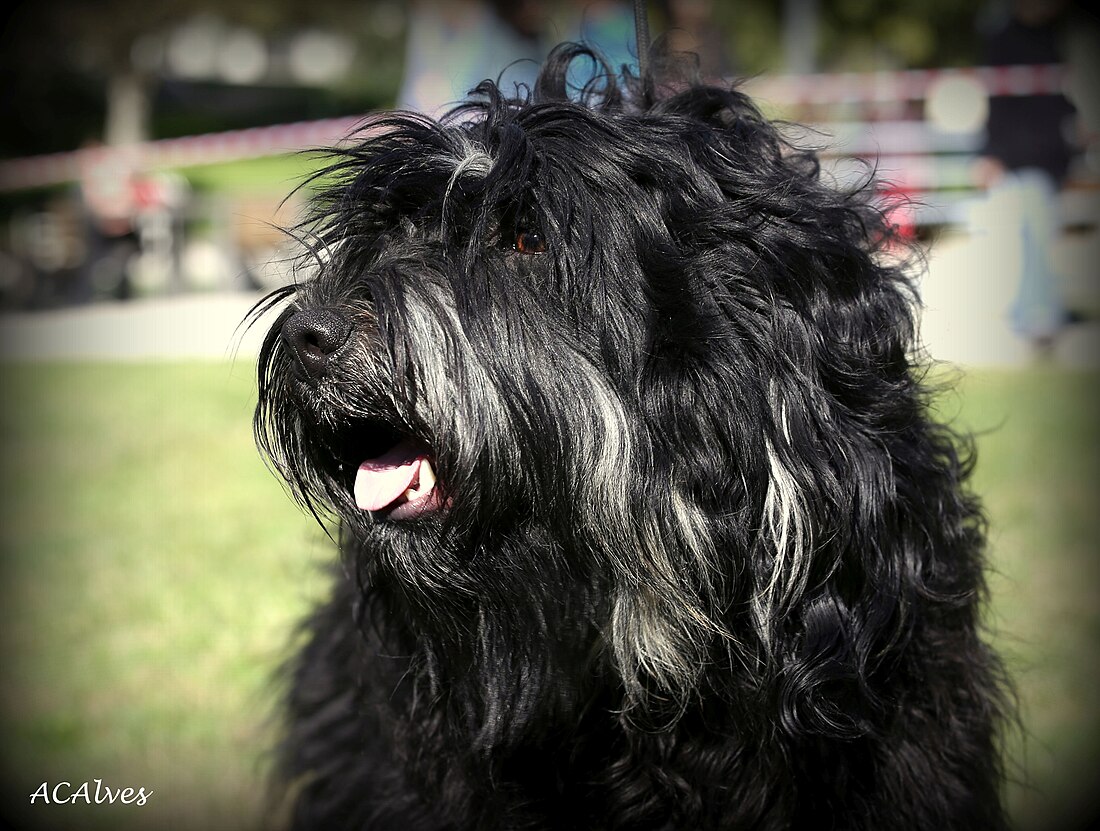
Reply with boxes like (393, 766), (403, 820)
(254, 45), (1008, 830)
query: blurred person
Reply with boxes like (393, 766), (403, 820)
(396, 0), (547, 115)
(1062, 7), (1100, 179)
(129, 168), (190, 295)
(398, 1), (645, 110)
(550, 0), (637, 90)
(658, 0), (733, 81)
(77, 140), (143, 301)
(972, 0), (1079, 353)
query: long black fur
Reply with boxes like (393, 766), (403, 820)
(254, 45), (1009, 830)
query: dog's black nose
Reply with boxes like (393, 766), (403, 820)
(282, 308), (353, 377)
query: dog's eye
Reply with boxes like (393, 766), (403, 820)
(514, 230), (547, 255)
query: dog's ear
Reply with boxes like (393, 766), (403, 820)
(627, 80), (955, 737)
(756, 361), (991, 740)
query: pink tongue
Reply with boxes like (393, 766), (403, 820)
(354, 441), (423, 512)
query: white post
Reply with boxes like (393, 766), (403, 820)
(782, 0), (819, 75)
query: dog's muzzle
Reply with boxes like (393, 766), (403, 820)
(278, 306), (446, 521)
(282, 308), (353, 378)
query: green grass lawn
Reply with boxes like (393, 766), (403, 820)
(0, 362), (1096, 830)
(0, 362), (334, 831)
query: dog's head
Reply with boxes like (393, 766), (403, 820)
(255, 45), (922, 714)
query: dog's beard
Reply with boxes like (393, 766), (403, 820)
(255, 246), (745, 716)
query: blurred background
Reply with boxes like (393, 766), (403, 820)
(0, 1), (1097, 830)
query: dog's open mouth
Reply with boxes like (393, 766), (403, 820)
(354, 438), (444, 521)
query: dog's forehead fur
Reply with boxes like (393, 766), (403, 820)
(297, 73), (875, 365)
(319, 92), (789, 252)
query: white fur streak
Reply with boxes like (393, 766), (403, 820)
(610, 588), (686, 697)
(576, 372), (634, 525)
(671, 488), (716, 582)
(410, 288), (513, 453)
(755, 437), (812, 645)
(440, 138), (494, 217)
(584, 376), (727, 702)
(576, 373), (690, 695)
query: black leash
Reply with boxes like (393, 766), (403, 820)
(633, 0), (650, 78)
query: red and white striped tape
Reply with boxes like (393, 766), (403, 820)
(0, 64), (1067, 193)
(743, 63), (1065, 106)
(0, 115), (370, 193)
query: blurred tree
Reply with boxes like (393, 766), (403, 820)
(0, 0), (404, 156)
(1, 0), (1000, 159)
(817, 0), (985, 71)
(704, 0), (986, 75)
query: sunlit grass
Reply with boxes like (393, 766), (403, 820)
(0, 362), (332, 831)
(178, 154), (323, 194)
(948, 369), (1100, 830)
(0, 362), (1096, 829)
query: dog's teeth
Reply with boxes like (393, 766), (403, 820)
(419, 459), (437, 491)
(406, 459), (437, 499)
